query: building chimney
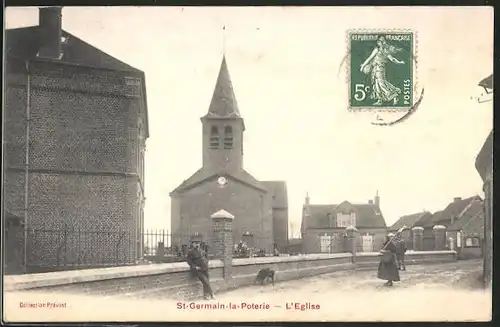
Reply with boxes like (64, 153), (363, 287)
(454, 197), (462, 203)
(38, 7), (63, 60)
(305, 192), (310, 205)
(368, 200), (374, 204)
(374, 190), (380, 206)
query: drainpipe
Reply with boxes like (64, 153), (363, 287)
(23, 60), (32, 273)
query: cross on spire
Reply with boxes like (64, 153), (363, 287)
(222, 25), (227, 55)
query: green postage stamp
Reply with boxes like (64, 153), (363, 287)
(348, 30), (415, 111)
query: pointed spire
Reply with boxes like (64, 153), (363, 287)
(206, 56), (241, 118)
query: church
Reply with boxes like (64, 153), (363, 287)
(170, 56), (289, 252)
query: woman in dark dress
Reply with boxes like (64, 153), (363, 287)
(377, 235), (401, 286)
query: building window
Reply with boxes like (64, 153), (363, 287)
(224, 126), (233, 149)
(210, 126), (219, 149)
(465, 237), (480, 248)
(336, 212), (353, 228)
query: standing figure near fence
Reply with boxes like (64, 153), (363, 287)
(186, 241), (214, 300)
(377, 234), (401, 287)
(394, 233), (407, 271)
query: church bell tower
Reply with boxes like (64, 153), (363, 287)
(201, 56), (245, 172)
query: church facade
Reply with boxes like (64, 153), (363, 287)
(170, 57), (288, 252)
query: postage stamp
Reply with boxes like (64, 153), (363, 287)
(348, 30), (415, 111)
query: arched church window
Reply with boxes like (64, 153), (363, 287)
(209, 126), (219, 149)
(224, 126), (233, 149)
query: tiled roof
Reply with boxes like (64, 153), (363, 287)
(414, 211), (436, 227)
(170, 168), (267, 194)
(6, 26), (142, 73)
(302, 201), (387, 230)
(448, 200), (484, 233)
(303, 204), (337, 229)
(475, 130), (493, 182)
(389, 211), (431, 231)
(478, 74), (493, 90)
(261, 181), (288, 209)
(423, 196), (482, 228)
(203, 56), (241, 119)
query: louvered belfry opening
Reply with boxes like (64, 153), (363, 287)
(209, 125), (219, 149)
(223, 125), (233, 149)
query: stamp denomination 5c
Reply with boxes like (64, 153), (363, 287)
(348, 30), (415, 111)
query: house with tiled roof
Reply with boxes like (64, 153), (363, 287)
(5, 7), (148, 272)
(388, 211), (432, 250)
(389, 211), (432, 231)
(447, 200), (484, 259)
(169, 57), (288, 251)
(301, 192), (388, 254)
(413, 196), (483, 250)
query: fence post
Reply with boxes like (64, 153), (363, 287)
(433, 225), (447, 251)
(211, 209), (234, 281)
(344, 226), (358, 263)
(412, 226), (424, 251)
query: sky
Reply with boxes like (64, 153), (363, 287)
(5, 6), (493, 237)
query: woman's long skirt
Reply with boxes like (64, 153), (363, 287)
(377, 254), (401, 282)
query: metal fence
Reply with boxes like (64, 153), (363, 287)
(4, 227), (277, 274)
(25, 228), (137, 273)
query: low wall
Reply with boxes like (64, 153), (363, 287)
(4, 250), (457, 300)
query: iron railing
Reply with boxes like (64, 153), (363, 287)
(5, 227), (277, 273)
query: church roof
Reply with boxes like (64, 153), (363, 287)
(301, 201), (387, 230)
(389, 211), (432, 231)
(203, 56), (241, 119)
(261, 181), (288, 209)
(170, 168), (267, 195)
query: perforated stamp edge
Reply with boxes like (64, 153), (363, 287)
(345, 28), (419, 113)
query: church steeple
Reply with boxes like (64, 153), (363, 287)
(201, 56), (245, 172)
(204, 56), (241, 119)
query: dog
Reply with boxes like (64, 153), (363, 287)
(255, 268), (275, 286)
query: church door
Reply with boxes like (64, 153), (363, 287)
(361, 234), (374, 252)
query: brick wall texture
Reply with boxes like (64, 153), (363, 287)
(4, 60), (146, 268)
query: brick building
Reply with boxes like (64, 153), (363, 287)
(4, 7), (148, 271)
(475, 74), (493, 287)
(169, 56), (288, 252)
(301, 192), (388, 253)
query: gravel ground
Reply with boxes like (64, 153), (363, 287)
(4, 259), (491, 322)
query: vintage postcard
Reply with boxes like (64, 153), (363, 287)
(2, 6), (493, 323)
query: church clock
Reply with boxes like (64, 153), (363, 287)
(217, 176), (228, 186)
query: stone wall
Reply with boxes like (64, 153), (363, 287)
(5, 250), (458, 301)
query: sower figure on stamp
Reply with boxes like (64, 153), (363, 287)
(394, 233), (407, 271)
(360, 36), (405, 106)
(186, 241), (214, 300)
(377, 233), (401, 287)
